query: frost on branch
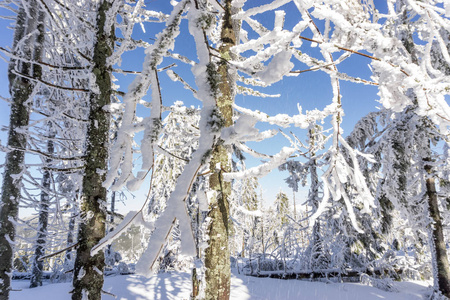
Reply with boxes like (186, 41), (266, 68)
(256, 50), (294, 85)
(104, 0), (188, 191)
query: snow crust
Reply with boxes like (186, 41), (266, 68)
(10, 272), (433, 300)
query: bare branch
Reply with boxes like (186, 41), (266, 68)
(38, 242), (79, 261)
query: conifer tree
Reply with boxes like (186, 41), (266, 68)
(71, 0), (116, 298)
(0, 2), (45, 297)
(29, 128), (54, 288)
(389, 1), (450, 294)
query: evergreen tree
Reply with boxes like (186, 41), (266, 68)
(0, 2), (45, 297)
(29, 127), (54, 288)
(274, 191), (289, 226)
(71, 0), (116, 298)
(384, 1), (450, 294)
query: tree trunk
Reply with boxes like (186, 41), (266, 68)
(64, 210), (77, 270)
(0, 2), (44, 298)
(191, 183), (201, 299)
(204, 1), (236, 299)
(395, 2), (450, 295)
(30, 129), (54, 288)
(308, 127), (323, 270)
(71, 1), (114, 299)
(424, 160), (450, 298)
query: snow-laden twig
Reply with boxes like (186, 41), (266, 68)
(105, 0), (188, 191)
(224, 147), (296, 181)
(234, 103), (336, 129)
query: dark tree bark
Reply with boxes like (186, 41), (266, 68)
(64, 210), (77, 269)
(30, 130), (54, 288)
(0, 2), (44, 298)
(395, 1), (450, 296)
(424, 160), (450, 298)
(71, 1), (115, 299)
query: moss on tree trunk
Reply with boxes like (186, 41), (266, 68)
(30, 133), (54, 288)
(0, 2), (44, 298)
(204, 1), (236, 299)
(71, 1), (114, 299)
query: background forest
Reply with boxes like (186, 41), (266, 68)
(0, 0), (449, 299)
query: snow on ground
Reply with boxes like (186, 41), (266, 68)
(11, 271), (432, 300)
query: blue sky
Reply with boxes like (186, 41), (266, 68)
(0, 1), (387, 214)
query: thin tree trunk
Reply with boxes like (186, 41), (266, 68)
(71, 1), (115, 298)
(64, 210), (77, 270)
(424, 159), (450, 298)
(0, 2), (44, 298)
(241, 236), (245, 258)
(293, 191), (296, 220)
(110, 191), (116, 226)
(191, 184), (201, 299)
(395, 2), (450, 295)
(204, 1), (237, 299)
(308, 127), (322, 270)
(30, 129), (54, 288)
(106, 189), (116, 260)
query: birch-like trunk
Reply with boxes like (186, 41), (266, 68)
(0, 2), (44, 298)
(71, 1), (114, 298)
(204, 1), (236, 299)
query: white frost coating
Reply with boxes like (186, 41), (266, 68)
(221, 114), (277, 145)
(4, 234), (15, 246)
(166, 69), (178, 82)
(135, 2), (219, 276)
(233, 0), (292, 19)
(107, 0), (145, 67)
(339, 135), (375, 213)
(104, 0), (188, 191)
(274, 10), (285, 30)
(91, 211), (151, 256)
(197, 188), (209, 212)
(256, 50), (294, 85)
(93, 266), (102, 275)
(244, 17), (270, 37)
(341, 189), (363, 233)
(235, 142), (272, 159)
(232, 0), (246, 9)
(234, 205), (263, 217)
(237, 85), (280, 98)
(78, 267), (85, 281)
(135, 135), (213, 276)
(89, 73), (100, 95)
(234, 103), (336, 129)
(224, 147), (295, 181)
(232, 12), (306, 76)
(86, 210), (94, 220)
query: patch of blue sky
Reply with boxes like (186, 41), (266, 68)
(0, 0), (389, 214)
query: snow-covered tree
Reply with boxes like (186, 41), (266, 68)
(70, 0), (117, 298)
(274, 191), (289, 226)
(0, 1), (45, 297)
(230, 174), (260, 260)
(80, 0), (450, 299)
(375, 1), (450, 295)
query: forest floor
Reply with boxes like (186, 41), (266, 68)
(10, 270), (434, 299)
